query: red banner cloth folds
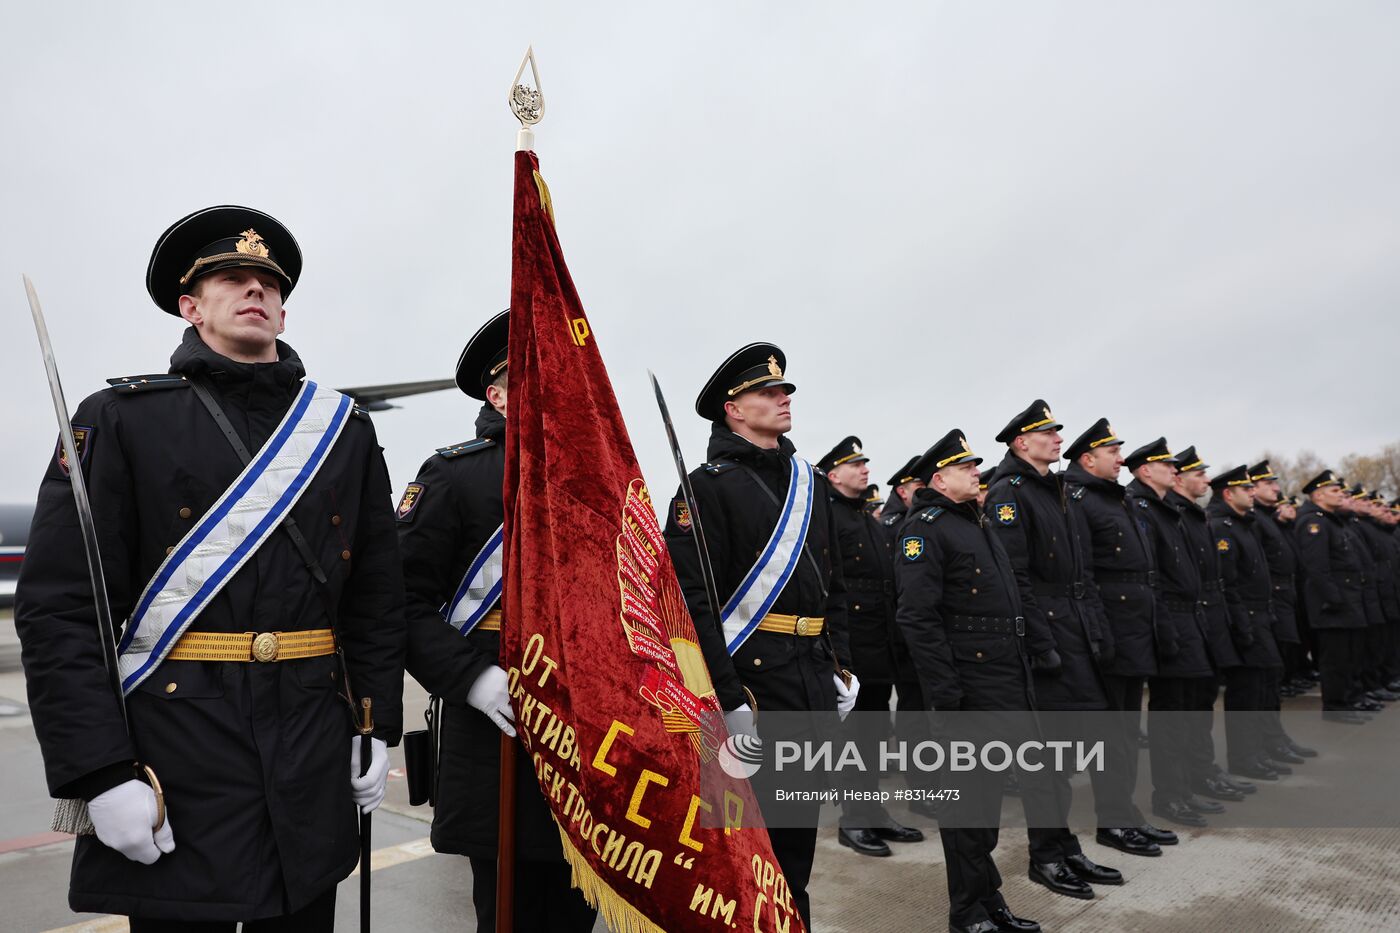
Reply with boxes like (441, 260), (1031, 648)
(502, 149), (803, 933)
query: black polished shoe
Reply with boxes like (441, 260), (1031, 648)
(1066, 853), (1124, 885)
(1182, 794), (1225, 815)
(1387, 678), (1400, 692)
(986, 906), (1041, 932)
(1279, 683), (1300, 697)
(838, 826), (892, 857)
(1027, 860), (1095, 899)
(1095, 827), (1162, 857)
(1267, 745), (1306, 765)
(1285, 738), (1318, 758)
(1352, 700), (1384, 712)
(1192, 777), (1246, 802)
(870, 814), (925, 843)
(1216, 774), (1257, 795)
(1258, 757), (1293, 776)
(1368, 689), (1400, 701)
(1152, 800), (1208, 827)
(1231, 762), (1280, 780)
(1136, 823), (1179, 845)
(1322, 710), (1371, 724)
(949, 921), (999, 933)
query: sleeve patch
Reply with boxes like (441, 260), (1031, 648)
(994, 502), (1018, 526)
(396, 482), (426, 522)
(673, 498), (692, 531)
(901, 536), (926, 561)
(55, 425), (95, 476)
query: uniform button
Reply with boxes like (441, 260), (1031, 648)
(971, 588), (978, 594)
(331, 515), (342, 526)
(1048, 610), (1056, 618)
(975, 651), (984, 659)
(1120, 595), (1127, 602)
(974, 568), (982, 575)
(341, 549), (352, 560)
(855, 555), (862, 562)
(178, 507), (192, 519)
(857, 542), (863, 549)
(753, 658), (762, 667)
(1048, 552), (1055, 559)
(853, 604), (861, 611)
(166, 546), (175, 556)
(1114, 546), (1121, 553)
(165, 683), (177, 694)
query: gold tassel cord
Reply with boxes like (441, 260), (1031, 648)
(558, 827), (668, 933)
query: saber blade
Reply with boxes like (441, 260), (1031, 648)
(23, 275), (126, 728)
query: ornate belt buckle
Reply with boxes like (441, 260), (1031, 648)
(251, 632), (280, 662)
(795, 617), (810, 636)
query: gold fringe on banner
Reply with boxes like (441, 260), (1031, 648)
(558, 826), (667, 933)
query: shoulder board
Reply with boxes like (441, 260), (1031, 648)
(350, 405), (371, 421)
(703, 460), (740, 475)
(1008, 475), (1023, 487)
(1136, 498), (1150, 509)
(1071, 486), (1086, 500)
(1222, 517), (1233, 526)
(437, 437), (495, 459)
(883, 512), (902, 527)
(106, 374), (190, 394)
(918, 507), (945, 523)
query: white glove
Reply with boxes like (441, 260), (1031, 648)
(834, 672), (860, 720)
(724, 703), (757, 739)
(467, 665), (517, 738)
(88, 778), (175, 865)
(349, 737), (389, 814)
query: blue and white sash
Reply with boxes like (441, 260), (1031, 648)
(721, 456), (816, 654)
(442, 524), (504, 635)
(116, 381), (354, 694)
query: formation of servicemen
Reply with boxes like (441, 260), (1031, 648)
(13, 204), (1400, 932)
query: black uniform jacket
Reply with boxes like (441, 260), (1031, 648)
(829, 487), (914, 684)
(1351, 516), (1395, 626)
(16, 330), (406, 921)
(1357, 518), (1400, 623)
(893, 489), (1034, 712)
(1207, 502), (1283, 671)
(398, 405), (565, 862)
(1294, 502), (1368, 630)
(664, 425), (848, 716)
(1252, 503), (1302, 645)
(1168, 491), (1242, 671)
(1065, 463), (1158, 679)
(984, 453), (1107, 710)
(1124, 480), (1213, 679)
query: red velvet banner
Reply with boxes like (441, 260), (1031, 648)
(502, 149), (803, 933)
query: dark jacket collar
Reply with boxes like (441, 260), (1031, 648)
(474, 403), (505, 442)
(169, 325), (305, 388)
(706, 422), (797, 466)
(1206, 497), (1253, 525)
(910, 486), (981, 524)
(1166, 489), (1205, 518)
(1065, 461), (1124, 499)
(1126, 478), (1173, 511)
(997, 449), (1058, 488)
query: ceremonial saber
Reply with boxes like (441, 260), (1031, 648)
(649, 372), (727, 642)
(22, 275), (164, 835)
(358, 697), (374, 932)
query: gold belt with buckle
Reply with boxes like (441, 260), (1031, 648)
(754, 613), (825, 636)
(474, 609), (503, 632)
(165, 628), (337, 663)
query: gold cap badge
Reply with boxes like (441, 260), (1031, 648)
(235, 229), (269, 258)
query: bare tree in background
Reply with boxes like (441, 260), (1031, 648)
(1255, 442), (1398, 497)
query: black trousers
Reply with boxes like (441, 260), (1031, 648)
(1184, 675), (1221, 783)
(766, 826), (818, 929)
(1147, 676), (1191, 808)
(1315, 627), (1365, 709)
(470, 857), (598, 932)
(130, 888), (336, 932)
(1259, 666), (1288, 748)
(1223, 666), (1266, 770)
(843, 679), (924, 825)
(1101, 674), (1147, 825)
(1025, 709), (1135, 862)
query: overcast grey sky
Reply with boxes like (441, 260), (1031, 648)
(3, 1), (1397, 508)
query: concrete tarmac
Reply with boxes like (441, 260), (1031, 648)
(3, 609), (1400, 931)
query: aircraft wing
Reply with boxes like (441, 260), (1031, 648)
(335, 378), (457, 411)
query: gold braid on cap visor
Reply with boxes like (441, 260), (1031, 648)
(1089, 435), (1120, 448)
(179, 252), (288, 286)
